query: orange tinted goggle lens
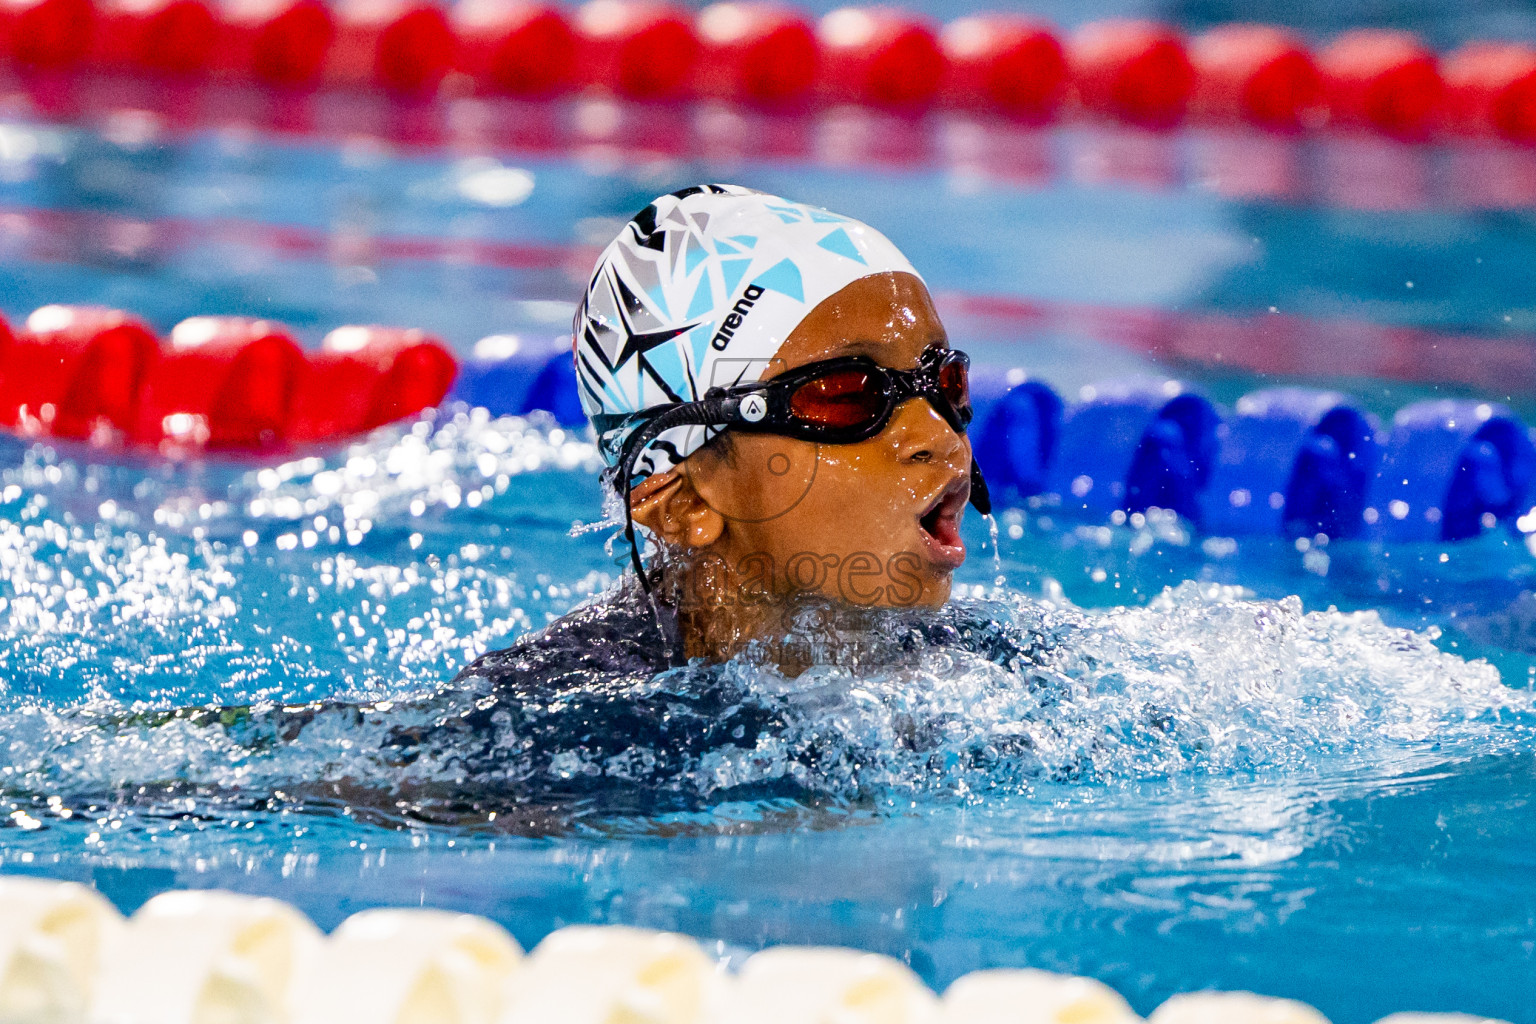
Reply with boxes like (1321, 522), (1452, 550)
(938, 357), (970, 415)
(788, 369), (886, 428)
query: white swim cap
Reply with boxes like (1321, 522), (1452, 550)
(573, 184), (919, 483)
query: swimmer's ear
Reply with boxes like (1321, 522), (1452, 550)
(629, 470), (726, 550)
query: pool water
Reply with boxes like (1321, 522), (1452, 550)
(2, 41), (1536, 1024)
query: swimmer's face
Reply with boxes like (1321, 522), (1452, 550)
(635, 271), (971, 609)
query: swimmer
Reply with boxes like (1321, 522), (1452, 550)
(123, 187), (1058, 824)
(463, 184), (1004, 681)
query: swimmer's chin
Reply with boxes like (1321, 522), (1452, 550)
(894, 550), (961, 610)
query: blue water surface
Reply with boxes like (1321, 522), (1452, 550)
(0, 31), (1535, 1024)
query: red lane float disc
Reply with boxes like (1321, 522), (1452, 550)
(94, 0), (219, 76)
(288, 326), (456, 441)
(327, 0), (454, 95)
(1191, 23), (1321, 130)
(134, 316), (306, 451)
(574, 0), (700, 100)
(1442, 42), (1536, 143)
(1069, 19), (1195, 129)
(940, 14), (1066, 121)
(1319, 29), (1443, 138)
(216, 0), (336, 87)
(0, 0), (97, 69)
(694, 2), (819, 106)
(817, 7), (944, 110)
(0, 306), (159, 442)
(453, 0), (576, 96)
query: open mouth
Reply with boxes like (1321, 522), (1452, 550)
(917, 477), (969, 568)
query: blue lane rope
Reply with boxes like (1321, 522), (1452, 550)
(454, 345), (1536, 543)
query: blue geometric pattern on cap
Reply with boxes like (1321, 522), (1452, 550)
(817, 228), (866, 264)
(753, 259), (804, 302)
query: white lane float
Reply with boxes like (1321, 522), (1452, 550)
(940, 968), (1141, 1023)
(731, 946), (938, 1024)
(0, 876), (124, 1024)
(504, 925), (721, 1024)
(1150, 991), (1332, 1024)
(92, 889), (322, 1024)
(291, 908), (523, 1024)
(0, 877), (1516, 1024)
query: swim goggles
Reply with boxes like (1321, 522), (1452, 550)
(603, 344), (992, 588)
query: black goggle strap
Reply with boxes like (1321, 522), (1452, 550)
(969, 457), (991, 515)
(613, 396), (738, 593)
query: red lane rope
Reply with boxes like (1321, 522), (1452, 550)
(8, 77), (1536, 214)
(0, 303), (458, 454)
(0, 0), (1532, 145)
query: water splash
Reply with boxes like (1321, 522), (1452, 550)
(986, 511), (1003, 586)
(0, 412), (611, 708)
(0, 582), (1526, 833)
(0, 413), (1530, 835)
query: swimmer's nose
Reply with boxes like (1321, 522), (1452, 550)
(888, 397), (967, 466)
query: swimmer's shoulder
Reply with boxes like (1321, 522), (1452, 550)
(453, 580), (679, 694)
